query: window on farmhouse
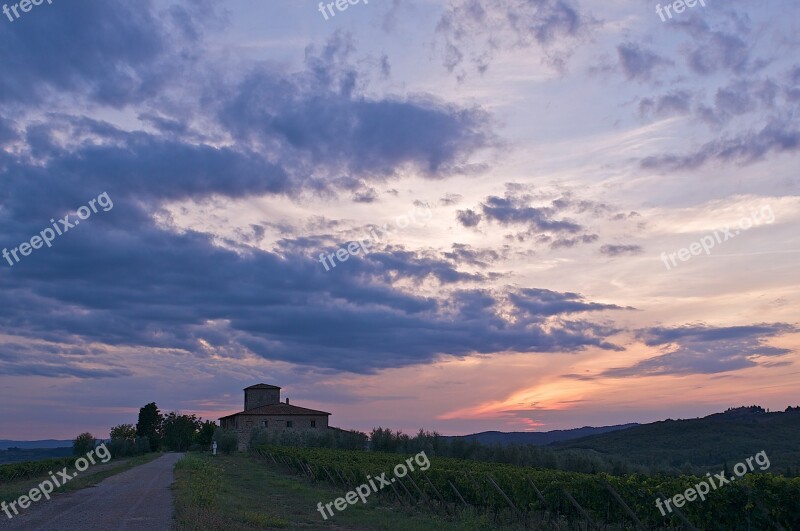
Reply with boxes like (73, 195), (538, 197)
(311, 420), (316, 428)
(286, 420), (293, 428)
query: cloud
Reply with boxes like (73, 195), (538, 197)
(435, 0), (593, 79)
(603, 323), (798, 377)
(599, 244), (643, 256)
(0, 2), (634, 377)
(641, 118), (800, 170)
(456, 209), (483, 227)
(479, 195), (582, 232)
(617, 43), (672, 81)
(442, 243), (502, 268)
(218, 32), (496, 180)
(639, 91), (693, 118)
(0, 0), (217, 107)
(456, 187), (630, 250)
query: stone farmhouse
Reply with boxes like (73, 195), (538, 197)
(219, 384), (331, 450)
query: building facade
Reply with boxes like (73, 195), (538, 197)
(219, 384), (331, 451)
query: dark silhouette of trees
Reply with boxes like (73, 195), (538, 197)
(136, 402), (162, 451)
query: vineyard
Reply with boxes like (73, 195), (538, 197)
(255, 445), (800, 530)
(0, 457), (77, 483)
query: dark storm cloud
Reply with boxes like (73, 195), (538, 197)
(602, 323), (798, 377)
(0, 1), (632, 376)
(218, 32), (495, 180)
(0, 0), (215, 107)
(0, 342), (131, 379)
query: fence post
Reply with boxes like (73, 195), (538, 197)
(421, 474), (450, 514)
(602, 480), (645, 530)
(657, 491), (699, 531)
(486, 474), (523, 522)
(449, 480), (470, 508)
(560, 486), (597, 531)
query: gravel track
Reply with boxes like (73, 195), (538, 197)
(0, 453), (184, 531)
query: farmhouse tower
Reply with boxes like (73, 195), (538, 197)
(244, 383), (281, 411)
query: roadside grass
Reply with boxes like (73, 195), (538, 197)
(173, 452), (501, 530)
(0, 452), (161, 503)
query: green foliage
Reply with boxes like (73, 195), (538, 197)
(108, 423), (139, 457)
(0, 457), (76, 482)
(109, 423), (136, 441)
(553, 408), (800, 475)
(136, 402), (162, 452)
(174, 455), (223, 507)
(162, 412), (201, 452)
(369, 426), (644, 475)
(212, 428), (238, 454)
(250, 427), (367, 450)
(107, 438), (138, 458)
(72, 432), (96, 456)
(135, 436), (151, 454)
(194, 420), (217, 447)
(257, 445), (800, 530)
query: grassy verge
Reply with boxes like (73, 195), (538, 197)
(173, 452), (502, 530)
(0, 453), (161, 502)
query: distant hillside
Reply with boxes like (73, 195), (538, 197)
(552, 406), (800, 475)
(0, 439), (72, 450)
(450, 423), (639, 446)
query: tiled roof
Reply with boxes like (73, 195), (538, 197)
(244, 383), (281, 390)
(219, 402), (330, 419)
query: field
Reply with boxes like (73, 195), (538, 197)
(256, 446), (800, 530)
(173, 453), (497, 530)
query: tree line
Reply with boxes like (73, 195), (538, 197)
(71, 402), (226, 458)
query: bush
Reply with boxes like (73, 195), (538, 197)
(73, 432), (96, 456)
(249, 427), (367, 450)
(135, 436), (151, 454)
(108, 438), (137, 458)
(212, 428), (238, 454)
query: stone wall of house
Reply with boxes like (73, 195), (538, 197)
(228, 414), (330, 450)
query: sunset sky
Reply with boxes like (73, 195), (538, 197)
(1, 0), (798, 440)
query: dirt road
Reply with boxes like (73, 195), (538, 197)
(1, 453), (183, 530)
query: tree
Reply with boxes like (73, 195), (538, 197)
(136, 402), (162, 452)
(195, 421), (217, 447)
(73, 432), (96, 456)
(110, 424), (137, 441)
(161, 412), (200, 451)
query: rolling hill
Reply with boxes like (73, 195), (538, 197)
(551, 406), (800, 474)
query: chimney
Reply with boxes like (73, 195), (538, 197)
(285, 398), (289, 404)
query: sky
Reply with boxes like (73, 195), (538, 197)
(1, 0), (798, 440)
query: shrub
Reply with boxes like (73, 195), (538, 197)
(249, 427), (367, 450)
(135, 436), (151, 454)
(212, 428), (238, 454)
(108, 438), (137, 458)
(73, 432), (96, 456)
